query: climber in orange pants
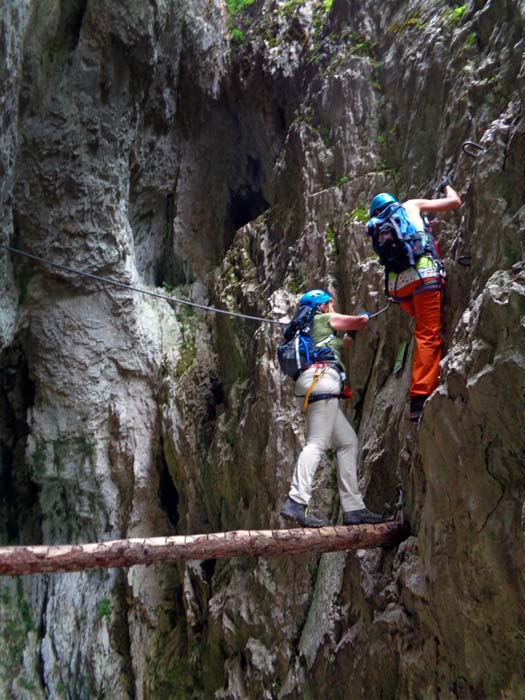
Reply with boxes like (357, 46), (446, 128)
(398, 280), (442, 398)
(368, 180), (462, 421)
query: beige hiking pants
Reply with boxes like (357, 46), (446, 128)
(289, 366), (365, 513)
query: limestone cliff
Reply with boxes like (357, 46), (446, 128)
(0, 0), (524, 698)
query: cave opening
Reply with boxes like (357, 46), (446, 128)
(227, 187), (269, 232)
(226, 155), (270, 234)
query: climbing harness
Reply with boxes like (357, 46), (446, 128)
(304, 387), (352, 412)
(306, 384), (353, 408)
(303, 364), (327, 412)
(301, 363), (354, 413)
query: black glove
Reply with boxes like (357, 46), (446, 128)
(439, 175), (451, 194)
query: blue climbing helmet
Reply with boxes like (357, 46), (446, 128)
(369, 192), (398, 218)
(299, 289), (332, 309)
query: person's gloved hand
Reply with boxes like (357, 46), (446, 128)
(439, 175), (451, 193)
(346, 312), (369, 340)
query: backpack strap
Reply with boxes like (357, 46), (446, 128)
(314, 332), (336, 347)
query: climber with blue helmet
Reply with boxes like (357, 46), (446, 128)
(368, 181), (461, 421)
(298, 289), (332, 308)
(369, 192), (398, 219)
(280, 289), (384, 527)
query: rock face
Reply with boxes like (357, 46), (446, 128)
(0, 0), (524, 698)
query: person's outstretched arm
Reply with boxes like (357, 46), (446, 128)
(328, 313), (369, 333)
(404, 184), (462, 217)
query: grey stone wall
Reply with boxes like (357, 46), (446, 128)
(0, 0), (524, 698)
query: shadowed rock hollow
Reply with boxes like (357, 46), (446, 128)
(0, 0), (524, 698)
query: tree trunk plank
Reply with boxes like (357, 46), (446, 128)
(0, 522), (410, 576)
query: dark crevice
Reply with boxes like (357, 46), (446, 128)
(154, 192), (193, 288)
(476, 440), (507, 534)
(111, 571), (136, 699)
(195, 372), (225, 453)
(0, 341), (41, 545)
(353, 334), (382, 429)
(157, 437), (179, 529)
(200, 558), (216, 583)
(277, 105), (287, 133)
(63, 0), (88, 52)
(208, 373), (225, 417)
(36, 583), (50, 696)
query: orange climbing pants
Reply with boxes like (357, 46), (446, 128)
(396, 280), (442, 397)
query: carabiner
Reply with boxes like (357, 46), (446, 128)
(462, 141), (486, 159)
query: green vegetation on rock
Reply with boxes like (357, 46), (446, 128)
(345, 206), (369, 225)
(441, 3), (468, 24)
(287, 268), (307, 295)
(225, 0), (255, 16)
(388, 13), (425, 33)
(325, 224), (336, 245)
(278, 0), (305, 20)
(312, 0), (334, 33)
(0, 580), (36, 691)
(96, 599), (111, 621)
(226, 0), (255, 46)
(464, 31), (477, 48)
(230, 27), (245, 45)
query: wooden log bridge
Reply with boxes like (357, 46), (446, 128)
(0, 521), (410, 576)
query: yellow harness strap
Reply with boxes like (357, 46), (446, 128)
(303, 366), (325, 413)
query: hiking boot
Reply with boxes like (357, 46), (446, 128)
(409, 395), (428, 422)
(280, 497), (326, 528)
(343, 508), (384, 525)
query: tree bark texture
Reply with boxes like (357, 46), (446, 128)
(0, 522), (409, 576)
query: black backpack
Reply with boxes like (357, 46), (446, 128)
(366, 203), (439, 274)
(277, 306), (336, 379)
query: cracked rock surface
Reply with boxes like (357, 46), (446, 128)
(0, 0), (524, 698)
